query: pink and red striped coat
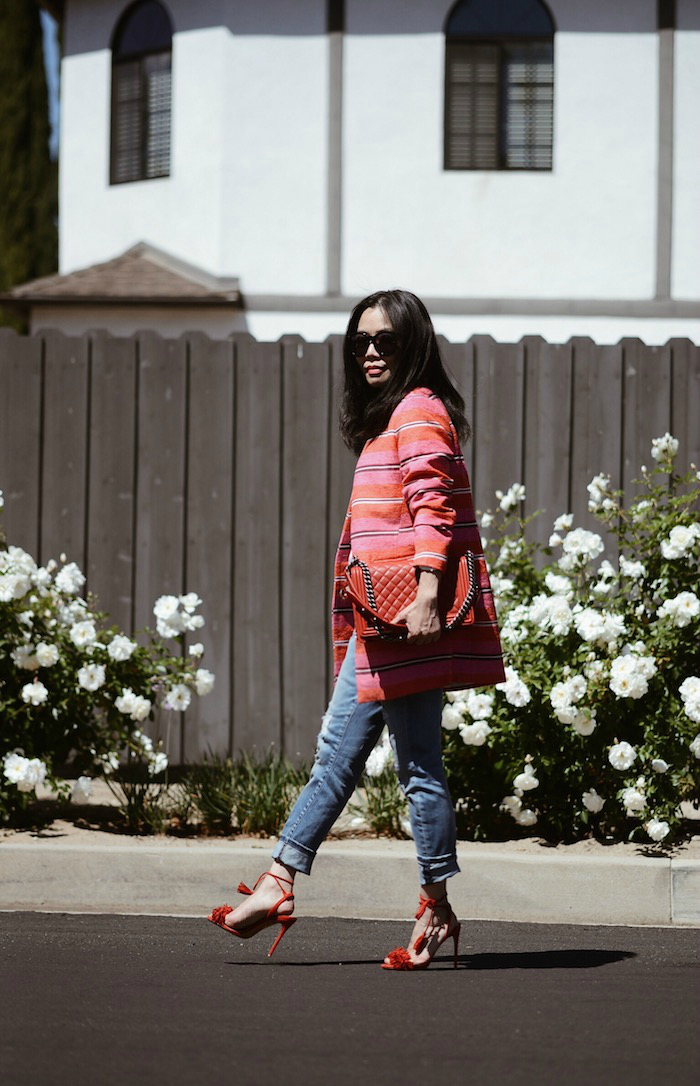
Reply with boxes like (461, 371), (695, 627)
(332, 387), (506, 702)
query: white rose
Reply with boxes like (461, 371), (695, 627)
(130, 695), (152, 722)
(582, 788), (605, 813)
(35, 642), (59, 667)
(179, 592), (202, 612)
(514, 808), (538, 827)
(621, 786), (646, 814)
(552, 513), (573, 533)
(153, 594), (180, 620)
(12, 644), (40, 670)
(441, 703), (465, 730)
(115, 687), (137, 715)
(544, 571), (572, 596)
(71, 776), (93, 803)
(188, 643), (204, 658)
(619, 556), (646, 581)
(70, 620), (97, 649)
(107, 635), (137, 661)
(458, 721), (492, 746)
(650, 432), (679, 462)
(513, 764), (539, 791)
(194, 668), (215, 696)
(77, 663), (106, 691)
(571, 708), (597, 736)
(54, 561), (86, 595)
(148, 751), (169, 776)
(163, 683), (192, 712)
(689, 735), (700, 759)
(480, 511), (494, 528)
(651, 759), (670, 773)
(499, 795), (522, 816)
(608, 741), (637, 770)
(3, 753), (47, 793)
(646, 818), (670, 842)
(21, 680), (49, 706)
(465, 691), (494, 720)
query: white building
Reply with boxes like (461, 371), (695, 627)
(15, 0), (700, 343)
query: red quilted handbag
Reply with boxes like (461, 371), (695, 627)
(343, 553), (479, 641)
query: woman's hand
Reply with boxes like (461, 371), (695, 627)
(394, 570), (442, 644)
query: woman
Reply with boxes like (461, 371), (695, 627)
(209, 290), (505, 969)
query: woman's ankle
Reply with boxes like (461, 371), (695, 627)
(269, 860), (296, 886)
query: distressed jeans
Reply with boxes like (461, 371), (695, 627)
(272, 635), (460, 885)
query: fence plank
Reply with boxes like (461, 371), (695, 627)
(569, 338), (622, 562)
(232, 336), (283, 755)
(669, 339), (700, 470)
(281, 338), (331, 760)
(182, 334), (234, 761)
(439, 336), (475, 480)
(621, 339), (672, 501)
(133, 333), (187, 762)
(86, 333), (137, 632)
(40, 331), (89, 568)
(522, 337), (573, 548)
(0, 330), (42, 556)
(471, 336), (525, 514)
(326, 335), (356, 695)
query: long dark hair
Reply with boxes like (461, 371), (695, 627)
(339, 289), (470, 455)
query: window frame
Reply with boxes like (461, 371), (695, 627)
(109, 4), (173, 186)
(443, 28), (554, 173)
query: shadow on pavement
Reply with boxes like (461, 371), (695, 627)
(222, 948), (636, 970)
(461, 948), (636, 969)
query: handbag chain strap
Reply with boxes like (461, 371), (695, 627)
(347, 553), (480, 641)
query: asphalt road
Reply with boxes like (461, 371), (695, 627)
(1, 913), (697, 1086)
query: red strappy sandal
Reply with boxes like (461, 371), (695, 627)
(382, 894), (461, 971)
(207, 871), (296, 958)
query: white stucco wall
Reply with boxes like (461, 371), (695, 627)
(245, 310), (700, 347)
(29, 306), (247, 337)
(60, 25), (230, 276)
(57, 0), (697, 342)
(342, 0), (658, 300)
(61, 0), (329, 289)
(220, 34), (329, 293)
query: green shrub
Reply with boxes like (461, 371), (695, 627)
(0, 489), (215, 827)
(441, 436), (700, 845)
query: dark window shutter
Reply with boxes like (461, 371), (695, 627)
(501, 42), (553, 169)
(445, 43), (499, 169)
(110, 1), (172, 185)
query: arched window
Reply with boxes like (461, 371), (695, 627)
(110, 1), (173, 184)
(444, 0), (554, 171)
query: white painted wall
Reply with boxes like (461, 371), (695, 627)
(246, 310), (700, 347)
(57, 0), (698, 345)
(60, 26), (230, 275)
(30, 305), (247, 337)
(220, 34), (329, 293)
(342, 5), (658, 299)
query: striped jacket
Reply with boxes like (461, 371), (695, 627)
(332, 387), (506, 702)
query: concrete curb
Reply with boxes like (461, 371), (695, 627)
(1, 834), (698, 926)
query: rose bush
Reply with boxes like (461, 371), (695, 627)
(442, 436), (700, 845)
(0, 489), (214, 827)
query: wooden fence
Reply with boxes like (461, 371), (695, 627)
(0, 329), (698, 763)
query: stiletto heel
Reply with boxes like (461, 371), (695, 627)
(382, 894), (460, 971)
(208, 871), (297, 957)
(451, 923), (461, 968)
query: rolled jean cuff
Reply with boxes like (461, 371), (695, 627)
(272, 836), (316, 876)
(417, 854), (461, 885)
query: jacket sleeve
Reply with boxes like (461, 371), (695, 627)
(396, 395), (456, 574)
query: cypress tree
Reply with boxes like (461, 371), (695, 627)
(0, 0), (58, 329)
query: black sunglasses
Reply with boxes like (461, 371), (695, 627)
(350, 331), (398, 359)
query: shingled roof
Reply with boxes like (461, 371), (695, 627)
(3, 243), (242, 308)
